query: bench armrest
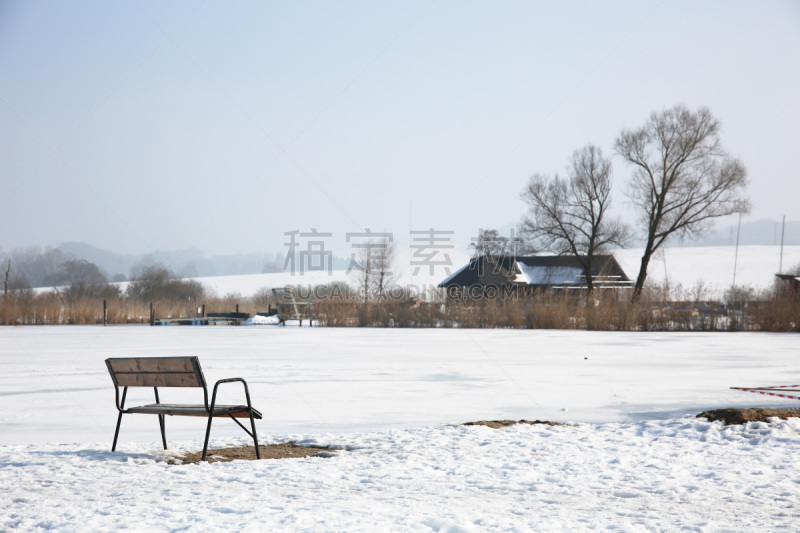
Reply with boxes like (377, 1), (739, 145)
(209, 377), (256, 414)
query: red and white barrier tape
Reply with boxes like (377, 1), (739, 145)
(736, 384), (800, 390)
(731, 386), (800, 401)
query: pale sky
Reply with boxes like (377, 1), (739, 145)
(2, 1), (799, 258)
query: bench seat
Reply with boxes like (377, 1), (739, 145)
(127, 404), (263, 419)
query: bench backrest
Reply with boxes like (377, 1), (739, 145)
(106, 357), (206, 388)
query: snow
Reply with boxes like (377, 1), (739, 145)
(189, 270), (352, 298)
(191, 245), (800, 298)
(241, 315), (280, 326)
(4, 419), (800, 531)
(515, 264), (584, 285)
(35, 245), (800, 299)
(2, 326), (800, 530)
(615, 245), (800, 294)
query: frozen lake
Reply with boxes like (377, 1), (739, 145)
(2, 325), (798, 446)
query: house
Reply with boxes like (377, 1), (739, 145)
(439, 254), (632, 300)
(775, 273), (800, 297)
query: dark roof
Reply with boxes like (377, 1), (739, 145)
(439, 255), (631, 289)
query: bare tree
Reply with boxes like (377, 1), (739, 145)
(615, 105), (750, 299)
(57, 259), (121, 300)
(355, 244), (373, 305)
(372, 237), (395, 300)
(5, 246), (66, 288)
(470, 228), (535, 257)
(520, 145), (629, 293)
(349, 237), (395, 303)
(126, 264), (205, 302)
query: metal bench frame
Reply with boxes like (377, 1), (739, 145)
(105, 356), (261, 461)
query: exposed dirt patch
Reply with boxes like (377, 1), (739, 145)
(697, 408), (800, 425)
(463, 419), (564, 429)
(169, 442), (338, 464)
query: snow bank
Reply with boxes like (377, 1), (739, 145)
(2, 418), (800, 531)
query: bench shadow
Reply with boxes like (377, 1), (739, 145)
(26, 447), (166, 463)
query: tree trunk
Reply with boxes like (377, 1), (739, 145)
(584, 256), (594, 295)
(632, 248), (654, 301)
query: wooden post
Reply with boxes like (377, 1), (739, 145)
(3, 258), (10, 296)
(202, 304), (205, 318)
(103, 299), (107, 327)
(149, 303), (155, 326)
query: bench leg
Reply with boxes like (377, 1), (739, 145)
(112, 386), (128, 452)
(226, 414), (261, 459)
(153, 387), (167, 450)
(249, 411), (260, 459)
(111, 411), (124, 452)
(158, 414), (167, 450)
(202, 414), (214, 461)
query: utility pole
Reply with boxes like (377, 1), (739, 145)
(779, 215), (786, 274)
(732, 213), (742, 287)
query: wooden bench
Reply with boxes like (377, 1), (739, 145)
(105, 356), (262, 461)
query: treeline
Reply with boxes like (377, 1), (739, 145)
(0, 247), (212, 324)
(1, 246), (112, 291)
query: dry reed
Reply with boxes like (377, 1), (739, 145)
(1, 283), (797, 331)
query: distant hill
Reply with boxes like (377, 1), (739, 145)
(57, 242), (140, 280)
(55, 242), (352, 279)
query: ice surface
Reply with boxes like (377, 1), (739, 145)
(2, 326), (800, 530)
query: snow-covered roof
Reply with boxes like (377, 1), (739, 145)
(514, 264), (585, 285)
(439, 254), (630, 288)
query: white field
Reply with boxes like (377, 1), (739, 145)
(614, 245), (800, 295)
(39, 245), (800, 300)
(193, 245), (800, 298)
(2, 325), (800, 531)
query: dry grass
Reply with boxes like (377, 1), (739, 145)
(2, 283), (797, 331)
(169, 442), (338, 464)
(696, 408), (800, 425)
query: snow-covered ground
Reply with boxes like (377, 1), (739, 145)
(193, 245), (800, 298)
(2, 326), (800, 530)
(38, 245), (800, 300)
(615, 245), (800, 295)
